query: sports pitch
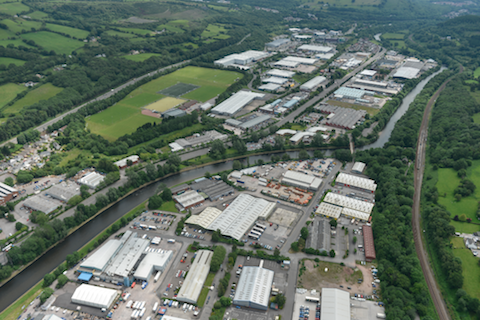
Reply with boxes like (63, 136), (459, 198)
(158, 83), (199, 97)
(147, 97), (186, 112)
(86, 66), (242, 141)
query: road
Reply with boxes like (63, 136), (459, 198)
(412, 68), (458, 320)
(0, 60), (191, 147)
(276, 48), (386, 128)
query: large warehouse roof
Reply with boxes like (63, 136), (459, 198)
(393, 67), (420, 79)
(282, 170), (322, 191)
(177, 250), (213, 304)
(71, 284), (118, 309)
(321, 288), (350, 320)
(80, 239), (122, 271)
(259, 83), (281, 92)
(266, 69), (295, 78)
(336, 173), (377, 192)
(173, 190), (204, 209)
(46, 182), (80, 202)
(214, 50), (268, 66)
(334, 87), (370, 99)
(186, 207), (222, 229)
(341, 207), (370, 221)
(274, 60), (299, 68)
(363, 225), (376, 261)
(133, 250), (172, 280)
(298, 44), (333, 53)
(78, 172), (105, 189)
(207, 194), (276, 240)
(300, 76), (327, 91)
(315, 202), (342, 219)
(265, 38), (290, 48)
(262, 77), (288, 85)
(211, 91), (265, 116)
(240, 115), (271, 130)
(324, 193), (374, 214)
(233, 265), (274, 310)
(283, 56), (318, 65)
(106, 233), (149, 278)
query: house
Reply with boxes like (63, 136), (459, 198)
(465, 238), (478, 250)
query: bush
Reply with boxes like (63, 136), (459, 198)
(148, 195), (163, 210)
(329, 249), (336, 258)
(39, 288), (54, 303)
(56, 274), (69, 288)
(43, 273), (55, 287)
(15, 222), (24, 231)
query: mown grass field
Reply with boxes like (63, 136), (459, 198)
(20, 32), (83, 54)
(0, 83), (26, 109)
(1, 19), (42, 34)
(158, 200), (178, 213)
(87, 66), (240, 140)
(474, 67), (480, 78)
(147, 97), (185, 112)
(0, 57), (25, 66)
(46, 23), (89, 39)
(0, 39), (35, 49)
(0, 3), (30, 15)
(123, 53), (161, 62)
(381, 32), (405, 40)
(466, 80), (479, 85)
(451, 237), (480, 299)
(3, 83), (63, 114)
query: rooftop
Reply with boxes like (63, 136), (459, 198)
(240, 115), (271, 129)
(265, 38), (290, 48)
(300, 76), (327, 90)
(133, 250), (172, 280)
(262, 77), (288, 85)
(211, 91), (265, 116)
(324, 193), (374, 214)
(80, 239), (122, 271)
(336, 173), (377, 192)
(259, 83), (281, 91)
(393, 67), (420, 79)
(186, 207), (223, 229)
(176, 250), (213, 304)
(298, 44), (333, 53)
(173, 190), (204, 209)
(234, 266), (274, 309)
(266, 69), (295, 78)
(321, 288), (351, 320)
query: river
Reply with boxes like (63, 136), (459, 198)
(0, 67), (445, 312)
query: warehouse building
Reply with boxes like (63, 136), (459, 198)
(258, 83), (281, 92)
(190, 179), (235, 200)
(363, 225), (376, 261)
(0, 182), (18, 205)
(281, 170), (322, 191)
(186, 207), (222, 230)
(321, 288), (350, 320)
(300, 76), (327, 91)
(133, 250), (172, 281)
(23, 196), (60, 214)
(276, 129), (297, 136)
(265, 39), (291, 51)
(233, 263), (274, 310)
(266, 69), (295, 78)
(173, 190), (205, 210)
(78, 172), (105, 189)
(324, 193), (374, 215)
(315, 202), (343, 219)
(315, 104), (366, 130)
(334, 87), (374, 100)
(45, 183), (80, 202)
(283, 99), (299, 109)
(262, 77), (288, 85)
(163, 108), (187, 119)
(393, 67), (420, 79)
(360, 70), (377, 78)
(289, 131), (314, 145)
(80, 239), (123, 272)
(352, 162), (366, 174)
(171, 184), (190, 195)
(114, 155), (139, 169)
(274, 60), (299, 68)
(282, 56), (318, 65)
(177, 250), (213, 304)
(335, 173), (377, 193)
(298, 44), (333, 53)
(214, 50), (268, 68)
(211, 91), (265, 116)
(172, 130), (228, 151)
(71, 284), (118, 309)
(240, 115), (271, 131)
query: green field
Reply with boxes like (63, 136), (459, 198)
(118, 27), (152, 35)
(201, 24), (229, 40)
(473, 113), (480, 124)
(451, 237), (480, 299)
(46, 23), (90, 39)
(105, 30), (138, 38)
(1, 19), (42, 34)
(0, 57), (26, 66)
(147, 97), (185, 112)
(20, 32), (83, 54)
(466, 80), (479, 85)
(474, 67), (480, 79)
(0, 3), (31, 16)
(87, 66), (240, 140)
(381, 32), (405, 40)
(0, 39), (35, 49)
(3, 83), (63, 114)
(28, 11), (49, 19)
(0, 28), (13, 40)
(123, 53), (161, 62)
(158, 200), (179, 213)
(0, 83), (26, 109)
(300, 0), (381, 8)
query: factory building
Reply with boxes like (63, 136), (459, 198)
(352, 162), (366, 174)
(185, 207), (222, 230)
(163, 109), (187, 119)
(133, 250), (172, 281)
(258, 83), (281, 92)
(23, 195), (60, 214)
(283, 56), (318, 65)
(265, 39), (291, 51)
(0, 182), (18, 205)
(78, 172), (105, 189)
(211, 91), (265, 116)
(44, 182), (80, 202)
(300, 76), (327, 91)
(214, 51), (268, 68)
(114, 155), (139, 169)
(262, 77), (288, 85)
(321, 288), (351, 320)
(176, 250), (213, 304)
(393, 67), (420, 79)
(335, 173), (376, 193)
(298, 44), (333, 53)
(334, 87), (374, 100)
(233, 262), (274, 310)
(323, 193), (374, 219)
(281, 170), (322, 191)
(173, 190), (205, 210)
(71, 284), (118, 309)
(239, 115), (271, 131)
(315, 104), (366, 130)
(171, 130), (228, 152)
(360, 70), (377, 78)
(315, 202), (343, 219)
(266, 69), (295, 78)
(283, 99), (299, 109)
(363, 225), (376, 261)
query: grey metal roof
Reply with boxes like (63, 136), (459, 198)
(233, 266), (274, 309)
(240, 115), (271, 129)
(265, 39), (290, 47)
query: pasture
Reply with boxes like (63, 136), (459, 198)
(20, 32), (83, 54)
(201, 24), (229, 40)
(0, 3), (30, 16)
(46, 23), (89, 39)
(3, 83), (63, 114)
(1, 19), (42, 34)
(474, 67), (480, 78)
(473, 113), (480, 124)
(0, 57), (26, 66)
(451, 237), (480, 299)
(0, 39), (35, 49)
(28, 11), (49, 19)
(118, 27), (152, 35)
(105, 30), (137, 38)
(0, 83), (25, 109)
(87, 66), (241, 140)
(123, 53), (161, 62)
(146, 97), (185, 112)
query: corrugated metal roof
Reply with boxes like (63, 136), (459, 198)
(211, 91), (265, 116)
(176, 250), (213, 304)
(320, 288), (350, 320)
(363, 225), (376, 260)
(80, 239), (122, 271)
(71, 284), (117, 309)
(233, 266), (274, 309)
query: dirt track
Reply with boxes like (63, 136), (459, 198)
(412, 66), (462, 320)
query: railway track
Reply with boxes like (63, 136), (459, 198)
(412, 66), (462, 320)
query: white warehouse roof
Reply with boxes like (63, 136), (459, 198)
(352, 162), (366, 173)
(300, 76), (327, 91)
(214, 50), (268, 66)
(211, 91), (265, 116)
(186, 207), (222, 229)
(71, 284), (118, 309)
(393, 67), (420, 79)
(276, 129), (297, 136)
(259, 83), (281, 91)
(133, 250), (172, 280)
(176, 250), (213, 304)
(233, 266), (274, 310)
(274, 60), (299, 68)
(341, 207), (370, 221)
(106, 234), (149, 278)
(298, 44), (333, 53)
(78, 172), (105, 189)
(80, 239), (122, 272)
(282, 170), (322, 191)
(336, 173), (377, 192)
(324, 193), (374, 214)
(321, 288), (350, 320)
(360, 70), (377, 76)
(315, 202), (342, 219)
(173, 190), (204, 209)
(283, 56), (318, 65)
(206, 194), (276, 240)
(114, 155), (139, 168)
(266, 69), (295, 78)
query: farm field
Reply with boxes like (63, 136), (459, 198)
(87, 66), (241, 140)
(0, 28), (13, 40)
(118, 27), (152, 35)
(0, 3), (30, 15)
(123, 53), (161, 62)
(1, 19), (42, 34)
(147, 97), (185, 112)
(474, 67), (480, 78)
(0, 83), (26, 109)
(0, 57), (26, 66)
(3, 83), (63, 114)
(28, 11), (49, 19)
(0, 39), (35, 49)
(157, 22), (185, 33)
(46, 23), (90, 39)
(201, 24), (229, 40)
(20, 32), (83, 54)
(466, 80), (479, 85)
(451, 237), (480, 299)
(105, 30), (137, 38)
(473, 113), (480, 124)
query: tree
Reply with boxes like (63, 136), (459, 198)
(219, 297), (231, 307)
(459, 214), (467, 222)
(15, 222), (24, 231)
(299, 150), (309, 160)
(329, 219), (337, 228)
(80, 185), (90, 199)
(210, 140), (226, 159)
(274, 247), (280, 257)
(282, 153), (290, 161)
(274, 135), (285, 150)
(161, 188), (172, 201)
(56, 274), (69, 288)
(232, 137), (247, 154)
(313, 150), (324, 159)
(257, 159), (264, 166)
(353, 236), (357, 244)
(329, 249), (336, 257)
(167, 154), (181, 167)
(232, 160), (242, 170)
(300, 227), (309, 240)
(39, 288), (54, 303)
(148, 195), (163, 210)
(43, 273), (55, 287)
(4, 177), (14, 187)
(291, 242), (299, 252)
(275, 294), (286, 308)
(211, 229), (221, 242)
(66, 251), (81, 268)
(334, 149), (352, 162)
(210, 245), (226, 273)
(68, 195), (83, 206)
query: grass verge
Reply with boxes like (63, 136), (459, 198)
(197, 272), (215, 307)
(0, 281), (43, 320)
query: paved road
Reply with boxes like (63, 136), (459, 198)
(0, 60), (191, 147)
(412, 69), (457, 320)
(276, 48), (386, 128)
